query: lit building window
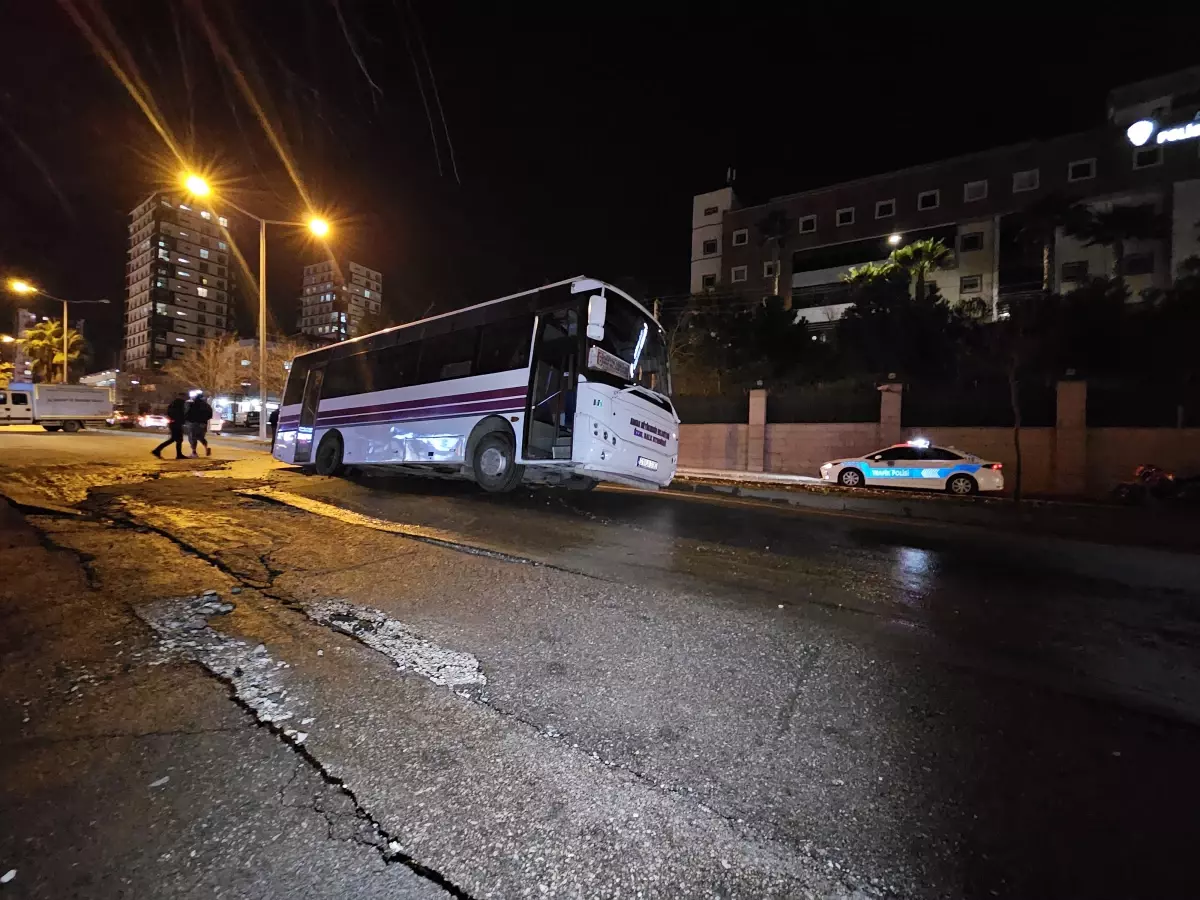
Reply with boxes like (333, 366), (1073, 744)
(197, 286), (208, 297)
(200, 211), (211, 220)
(200, 249), (210, 259)
(177, 269), (190, 278)
(218, 216), (228, 227)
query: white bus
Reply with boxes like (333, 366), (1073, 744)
(273, 276), (679, 492)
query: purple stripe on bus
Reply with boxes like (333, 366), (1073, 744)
(318, 385), (525, 419)
(317, 398), (524, 428)
(278, 386), (526, 428)
(276, 406), (523, 436)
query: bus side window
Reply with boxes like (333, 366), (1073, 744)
(283, 360), (310, 405)
(477, 315), (534, 375)
(373, 343), (415, 391)
(417, 328), (479, 383)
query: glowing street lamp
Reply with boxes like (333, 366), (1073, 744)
(1, 334), (14, 343)
(5, 279), (108, 382)
(183, 173), (211, 197)
(887, 233), (903, 247)
(179, 172), (333, 440)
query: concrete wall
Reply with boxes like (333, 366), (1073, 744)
(676, 381), (1200, 497)
(764, 423), (880, 477)
(903, 426), (1057, 495)
(1087, 428), (1200, 495)
(678, 424), (748, 470)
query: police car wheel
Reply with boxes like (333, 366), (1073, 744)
(947, 473), (977, 496)
(838, 468), (862, 488)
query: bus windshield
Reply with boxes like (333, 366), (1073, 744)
(590, 299), (670, 395)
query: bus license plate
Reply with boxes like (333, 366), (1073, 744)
(636, 456), (659, 472)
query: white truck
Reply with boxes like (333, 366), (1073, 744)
(0, 382), (114, 432)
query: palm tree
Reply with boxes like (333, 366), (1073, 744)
(1015, 194), (1089, 292)
(756, 209), (793, 298)
(889, 237), (950, 301)
(0, 362), (13, 387)
(841, 260), (898, 293)
(17, 320), (85, 383)
(1068, 204), (1168, 278)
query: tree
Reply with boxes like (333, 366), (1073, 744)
(162, 334), (241, 396)
(838, 257), (967, 380)
(1068, 203), (1168, 278)
(890, 237), (951, 301)
(756, 209), (793, 298)
(17, 320), (86, 383)
(0, 362), (13, 387)
(356, 308), (396, 336)
(248, 338), (310, 400)
(1015, 194), (1089, 292)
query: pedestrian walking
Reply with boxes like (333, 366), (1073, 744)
(185, 392), (214, 458)
(268, 407), (279, 442)
(151, 394), (188, 459)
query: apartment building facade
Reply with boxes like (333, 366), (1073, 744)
(123, 192), (235, 369)
(691, 66), (1200, 327)
(298, 259), (383, 341)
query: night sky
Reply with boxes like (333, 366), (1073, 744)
(1, 4), (1197, 370)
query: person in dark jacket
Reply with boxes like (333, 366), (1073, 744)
(151, 393), (188, 459)
(268, 407), (279, 442)
(184, 393), (214, 458)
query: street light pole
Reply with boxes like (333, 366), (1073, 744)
(178, 174), (330, 444)
(6, 280), (107, 384)
(259, 218), (268, 442)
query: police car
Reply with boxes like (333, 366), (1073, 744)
(819, 439), (1004, 495)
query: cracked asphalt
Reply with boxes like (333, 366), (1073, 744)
(1, 429), (1199, 899)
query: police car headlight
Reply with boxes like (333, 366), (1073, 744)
(821, 463), (833, 470)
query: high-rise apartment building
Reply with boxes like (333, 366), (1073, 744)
(298, 260), (383, 341)
(123, 192), (235, 370)
(10, 308), (38, 381)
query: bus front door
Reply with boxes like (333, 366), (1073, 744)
(525, 309), (577, 460)
(293, 365), (325, 464)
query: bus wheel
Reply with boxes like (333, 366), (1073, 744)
(314, 431), (345, 476)
(62, 420), (81, 433)
(473, 432), (523, 493)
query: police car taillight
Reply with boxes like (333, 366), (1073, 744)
(983, 463), (1002, 469)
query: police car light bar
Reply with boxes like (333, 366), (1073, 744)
(907, 438), (930, 449)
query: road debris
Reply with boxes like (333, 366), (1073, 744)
(306, 598), (487, 688)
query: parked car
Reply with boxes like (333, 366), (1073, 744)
(820, 439), (1005, 496)
(106, 409), (135, 428)
(138, 413), (170, 430)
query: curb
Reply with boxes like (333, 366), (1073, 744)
(667, 479), (1200, 593)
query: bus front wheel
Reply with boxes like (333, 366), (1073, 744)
(314, 431), (345, 476)
(473, 432), (523, 493)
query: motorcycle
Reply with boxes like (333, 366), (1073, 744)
(1111, 464), (1200, 506)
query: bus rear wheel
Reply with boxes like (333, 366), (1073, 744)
(313, 431), (345, 476)
(473, 432), (523, 493)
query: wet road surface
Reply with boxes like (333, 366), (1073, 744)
(1, 430), (1198, 899)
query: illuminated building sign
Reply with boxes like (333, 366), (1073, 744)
(1126, 117), (1200, 147)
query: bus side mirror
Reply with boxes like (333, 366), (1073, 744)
(586, 294), (607, 341)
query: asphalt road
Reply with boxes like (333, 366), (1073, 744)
(1, 429), (1198, 899)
